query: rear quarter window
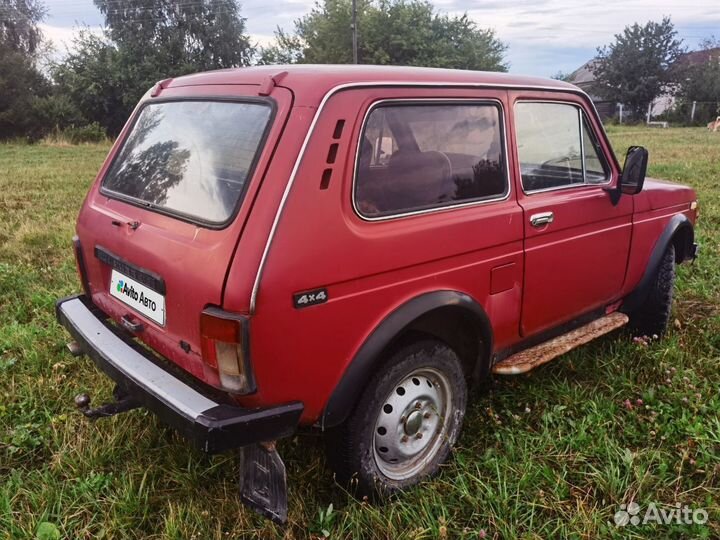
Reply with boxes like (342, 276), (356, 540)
(354, 102), (507, 219)
(102, 100), (272, 226)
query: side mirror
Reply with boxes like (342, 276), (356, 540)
(620, 146), (648, 195)
(606, 146), (648, 205)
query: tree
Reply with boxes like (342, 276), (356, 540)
(0, 0), (45, 54)
(680, 61), (720, 122)
(698, 35), (720, 51)
(54, 0), (254, 136)
(258, 28), (304, 64)
(259, 0), (507, 71)
(51, 30), (129, 136)
(93, 0), (254, 71)
(592, 17), (684, 118)
(674, 38), (720, 124)
(0, 0), (53, 139)
(0, 48), (51, 138)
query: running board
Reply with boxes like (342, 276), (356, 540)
(492, 312), (629, 375)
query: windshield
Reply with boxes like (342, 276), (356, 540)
(102, 100), (272, 225)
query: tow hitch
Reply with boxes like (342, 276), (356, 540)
(63, 323), (296, 524)
(71, 388), (290, 523)
(74, 385), (140, 419)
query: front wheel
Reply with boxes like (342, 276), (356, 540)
(630, 244), (676, 337)
(325, 340), (467, 497)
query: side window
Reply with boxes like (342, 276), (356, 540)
(355, 103), (507, 218)
(363, 108), (397, 167)
(515, 102), (609, 192)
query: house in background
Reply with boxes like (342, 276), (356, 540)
(567, 60), (618, 119)
(567, 47), (720, 121)
(679, 47), (720, 67)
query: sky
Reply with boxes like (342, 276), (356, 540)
(38, 0), (720, 77)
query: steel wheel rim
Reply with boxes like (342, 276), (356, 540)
(372, 367), (453, 480)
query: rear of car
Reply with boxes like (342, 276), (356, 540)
(84, 96), (273, 388)
(56, 78), (303, 521)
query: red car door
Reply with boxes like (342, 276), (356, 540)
(509, 92), (632, 337)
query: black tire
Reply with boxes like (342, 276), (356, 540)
(325, 339), (467, 498)
(630, 244), (676, 337)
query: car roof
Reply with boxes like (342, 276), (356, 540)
(165, 64), (581, 106)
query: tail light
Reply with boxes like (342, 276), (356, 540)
(200, 308), (256, 394)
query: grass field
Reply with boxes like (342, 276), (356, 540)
(1, 127), (718, 539)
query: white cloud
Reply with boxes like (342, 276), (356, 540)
(250, 33), (277, 49)
(455, 0), (720, 49)
(39, 23), (79, 50)
(39, 23), (103, 55)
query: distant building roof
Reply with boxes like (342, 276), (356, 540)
(569, 47), (720, 88)
(568, 60), (599, 86)
(677, 47), (720, 67)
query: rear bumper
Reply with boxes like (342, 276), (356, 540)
(56, 295), (303, 454)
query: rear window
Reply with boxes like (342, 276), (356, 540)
(102, 100), (272, 225)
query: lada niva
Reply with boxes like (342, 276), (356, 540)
(56, 65), (699, 522)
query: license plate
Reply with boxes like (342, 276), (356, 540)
(109, 269), (166, 325)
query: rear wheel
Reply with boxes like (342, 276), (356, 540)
(325, 340), (467, 497)
(630, 244), (676, 337)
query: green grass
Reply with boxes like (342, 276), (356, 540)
(1, 128), (719, 539)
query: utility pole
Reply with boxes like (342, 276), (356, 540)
(351, 0), (358, 64)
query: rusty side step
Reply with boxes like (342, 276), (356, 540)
(492, 312), (629, 375)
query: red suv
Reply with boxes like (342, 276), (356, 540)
(56, 65), (699, 522)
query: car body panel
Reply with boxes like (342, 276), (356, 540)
(238, 86), (524, 420)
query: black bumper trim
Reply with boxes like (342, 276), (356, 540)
(95, 245), (166, 294)
(56, 294), (303, 454)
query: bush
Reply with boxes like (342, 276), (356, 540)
(654, 101), (720, 127)
(46, 122), (107, 145)
(64, 122), (107, 143)
(30, 94), (85, 131)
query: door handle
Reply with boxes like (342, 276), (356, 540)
(530, 211), (554, 227)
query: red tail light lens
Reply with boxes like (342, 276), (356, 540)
(200, 308), (255, 394)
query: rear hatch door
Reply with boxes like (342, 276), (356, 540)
(76, 84), (292, 378)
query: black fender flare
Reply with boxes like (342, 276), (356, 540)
(320, 290), (493, 429)
(621, 213), (694, 314)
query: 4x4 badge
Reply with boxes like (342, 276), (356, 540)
(293, 288), (328, 309)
